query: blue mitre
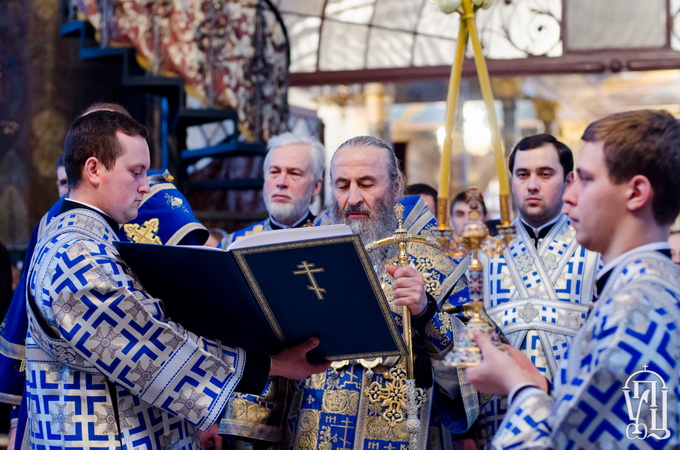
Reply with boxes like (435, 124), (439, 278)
(117, 170), (209, 246)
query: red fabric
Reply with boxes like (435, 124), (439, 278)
(78, 0), (287, 141)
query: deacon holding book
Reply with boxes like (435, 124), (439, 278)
(23, 110), (329, 448)
(466, 110), (680, 448)
(1, 102), (218, 449)
(224, 132), (325, 245)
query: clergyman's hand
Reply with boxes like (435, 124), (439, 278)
(465, 332), (534, 396)
(504, 342), (550, 393)
(269, 337), (331, 379)
(386, 264), (427, 316)
(7, 427), (16, 450)
(197, 423), (222, 450)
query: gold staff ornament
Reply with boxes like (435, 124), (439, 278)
(364, 203), (441, 448)
(442, 189), (507, 366)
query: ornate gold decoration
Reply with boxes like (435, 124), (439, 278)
(413, 256), (442, 297)
(364, 366), (425, 428)
(89, 327), (123, 360)
(440, 188), (509, 367)
(244, 224), (265, 237)
(322, 390), (359, 415)
(292, 261), (326, 300)
(123, 218), (162, 244)
(46, 363), (70, 383)
(331, 357), (383, 378)
(74, 215), (107, 236)
(52, 292), (84, 326)
(88, 265), (118, 292)
(117, 398), (137, 430)
(50, 403), (75, 434)
(130, 360), (160, 389)
(124, 299), (147, 321)
(161, 328), (183, 351)
(31, 108), (66, 177)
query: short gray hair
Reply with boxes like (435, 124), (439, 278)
(265, 132), (326, 182)
(332, 136), (405, 197)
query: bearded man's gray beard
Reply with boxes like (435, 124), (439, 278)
(329, 192), (400, 270)
(264, 187), (314, 226)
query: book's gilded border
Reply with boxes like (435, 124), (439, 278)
(231, 235), (406, 360)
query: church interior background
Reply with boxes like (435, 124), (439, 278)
(2, 0), (680, 262)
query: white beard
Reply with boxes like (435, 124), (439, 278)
(328, 192), (400, 269)
(264, 187), (315, 226)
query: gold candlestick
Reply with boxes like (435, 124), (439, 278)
(440, 189), (508, 367)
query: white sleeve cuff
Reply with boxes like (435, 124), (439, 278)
(508, 382), (540, 404)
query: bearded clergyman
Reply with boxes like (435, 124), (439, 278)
(283, 136), (472, 450)
(215, 136), (474, 450)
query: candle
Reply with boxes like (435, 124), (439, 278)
(435, 0), (510, 225)
(437, 22), (469, 227)
(460, 0), (511, 222)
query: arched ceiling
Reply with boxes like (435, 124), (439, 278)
(272, 0), (680, 86)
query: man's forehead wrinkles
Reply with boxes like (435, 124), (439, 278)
(269, 163), (304, 170)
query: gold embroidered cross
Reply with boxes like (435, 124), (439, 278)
(364, 365), (425, 428)
(293, 260), (326, 300)
(123, 218), (162, 244)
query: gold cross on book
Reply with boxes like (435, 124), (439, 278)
(293, 260), (326, 300)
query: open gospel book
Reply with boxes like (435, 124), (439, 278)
(115, 225), (405, 361)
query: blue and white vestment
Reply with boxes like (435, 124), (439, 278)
(24, 206), (250, 448)
(476, 215), (600, 443)
(492, 246), (680, 449)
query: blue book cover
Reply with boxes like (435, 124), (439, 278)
(115, 232), (405, 361)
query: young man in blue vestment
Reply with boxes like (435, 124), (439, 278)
(467, 109), (680, 449)
(463, 135), (600, 447)
(1, 103), (216, 449)
(24, 110), (329, 449)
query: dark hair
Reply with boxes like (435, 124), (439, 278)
(64, 110), (148, 189)
(79, 102), (131, 118)
(406, 183), (437, 197)
(509, 134), (573, 180)
(582, 110), (680, 225)
(56, 153), (65, 171)
(451, 190), (488, 218)
(332, 136), (405, 198)
(406, 183), (438, 213)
